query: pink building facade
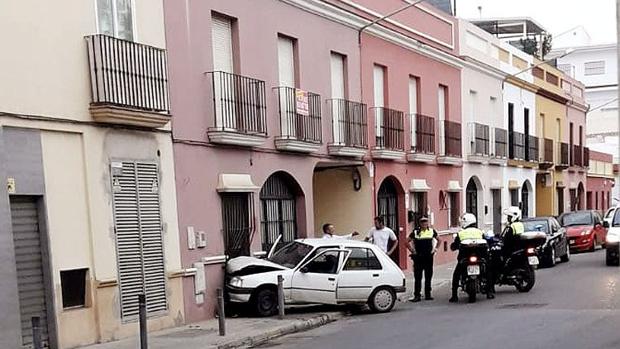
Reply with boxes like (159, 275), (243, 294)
(164, 0), (465, 321)
(563, 77), (589, 211)
(587, 150), (615, 211)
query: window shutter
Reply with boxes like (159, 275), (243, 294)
(112, 161), (167, 319)
(330, 53), (345, 99)
(277, 36), (295, 87)
(211, 15), (234, 73)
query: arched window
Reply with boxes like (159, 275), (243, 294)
(522, 182), (530, 218)
(260, 173), (298, 251)
(378, 179), (399, 231)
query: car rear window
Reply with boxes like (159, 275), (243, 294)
(344, 248), (382, 271)
(523, 220), (549, 234)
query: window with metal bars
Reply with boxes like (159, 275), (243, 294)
(260, 173), (298, 252)
(111, 161), (167, 320)
(221, 193), (253, 258)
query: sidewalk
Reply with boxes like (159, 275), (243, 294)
(80, 262), (455, 349)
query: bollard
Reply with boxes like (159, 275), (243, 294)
(217, 288), (226, 336)
(31, 316), (42, 349)
(138, 294), (148, 349)
(277, 275), (285, 319)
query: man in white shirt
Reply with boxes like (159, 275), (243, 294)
(365, 216), (398, 255)
(322, 223), (359, 239)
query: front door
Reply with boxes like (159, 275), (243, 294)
(377, 180), (399, 264)
(492, 189), (502, 233)
(466, 179), (478, 223)
(291, 250), (347, 304)
(557, 188), (565, 215)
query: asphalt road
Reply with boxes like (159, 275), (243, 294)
(255, 250), (620, 349)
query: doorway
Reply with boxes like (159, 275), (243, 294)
(466, 178), (479, 223)
(378, 179), (399, 264)
(10, 196), (55, 348)
(492, 189), (502, 233)
(557, 188), (565, 215)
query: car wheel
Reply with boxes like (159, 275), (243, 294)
(368, 287), (396, 313)
(252, 287), (278, 317)
(606, 252), (620, 266)
(544, 247), (556, 267)
(560, 243), (570, 263)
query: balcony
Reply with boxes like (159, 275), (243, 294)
(274, 87), (322, 153)
(509, 131), (526, 161)
(539, 138), (554, 169)
(490, 127), (508, 166)
(408, 114), (436, 164)
(467, 122), (490, 164)
(526, 135), (539, 167)
(371, 107), (405, 160)
(572, 144), (584, 169)
(556, 142), (570, 170)
(206, 71), (267, 147)
(437, 120), (462, 166)
(327, 99), (368, 158)
(86, 35), (171, 128)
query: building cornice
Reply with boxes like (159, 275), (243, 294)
(505, 75), (538, 93)
(460, 56), (506, 80)
(536, 88), (569, 104)
(279, 0), (464, 69)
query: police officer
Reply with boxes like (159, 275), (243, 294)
(449, 213), (494, 302)
(407, 217), (438, 302)
(502, 206), (524, 257)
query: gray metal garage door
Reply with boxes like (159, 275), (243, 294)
(10, 196), (49, 347)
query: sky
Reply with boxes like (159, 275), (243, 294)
(456, 0), (617, 45)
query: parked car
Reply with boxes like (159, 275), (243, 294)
(226, 238), (406, 316)
(558, 211), (608, 252)
(523, 217), (570, 267)
(605, 208), (620, 266)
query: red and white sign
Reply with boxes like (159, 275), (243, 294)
(295, 89), (309, 116)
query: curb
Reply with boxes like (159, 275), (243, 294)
(216, 312), (346, 349)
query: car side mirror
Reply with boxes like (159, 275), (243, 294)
(603, 221), (610, 228)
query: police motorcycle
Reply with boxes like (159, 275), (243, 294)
(483, 230), (546, 293)
(453, 235), (490, 303)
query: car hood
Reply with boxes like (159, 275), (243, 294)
(226, 256), (287, 276)
(565, 225), (593, 237)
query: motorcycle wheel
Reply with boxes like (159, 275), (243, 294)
(513, 266), (536, 293)
(466, 280), (477, 303)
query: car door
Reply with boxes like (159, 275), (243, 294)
(337, 247), (383, 301)
(291, 249), (349, 305)
(551, 218), (567, 256)
(594, 212), (607, 243)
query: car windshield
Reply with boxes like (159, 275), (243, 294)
(613, 210), (620, 227)
(523, 220), (549, 234)
(268, 242), (313, 269)
(560, 212), (593, 227)
(605, 209), (615, 219)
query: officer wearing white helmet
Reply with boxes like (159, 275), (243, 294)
(502, 206), (524, 257)
(449, 213), (495, 302)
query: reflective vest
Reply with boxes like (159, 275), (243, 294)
(416, 228), (434, 240)
(511, 222), (525, 235)
(458, 227), (483, 241)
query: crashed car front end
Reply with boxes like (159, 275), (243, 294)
(225, 256), (287, 303)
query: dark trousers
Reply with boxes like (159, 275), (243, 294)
(451, 261), (495, 295)
(413, 254), (434, 297)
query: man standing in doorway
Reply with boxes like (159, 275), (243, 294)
(322, 223), (359, 239)
(407, 216), (438, 302)
(365, 216), (398, 255)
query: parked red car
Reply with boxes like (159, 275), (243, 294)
(559, 211), (608, 252)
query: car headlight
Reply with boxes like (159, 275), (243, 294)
(229, 276), (243, 288)
(581, 230), (591, 236)
(606, 235), (620, 244)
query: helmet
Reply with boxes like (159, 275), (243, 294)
(460, 213), (477, 229)
(503, 206), (522, 222)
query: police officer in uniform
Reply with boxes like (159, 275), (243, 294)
(501, 206), (524, 257)
(449, 213), (494, 302)
(407, 217), (438, 302)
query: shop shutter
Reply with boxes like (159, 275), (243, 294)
(10, 197), (49, 347)
(211, 15), (234, 73)
(112, 161), (167, 319)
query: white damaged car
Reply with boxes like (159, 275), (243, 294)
(226, 238), (407, 316)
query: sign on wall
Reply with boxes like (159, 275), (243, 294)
(295, 89), (309, 116)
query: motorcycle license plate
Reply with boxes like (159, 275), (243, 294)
(467, 265), (480, 275)
(569, 240), (575, 245)
(528, 256), (539, 266)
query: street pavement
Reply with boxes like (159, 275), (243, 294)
(253, 250), (620, 349)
